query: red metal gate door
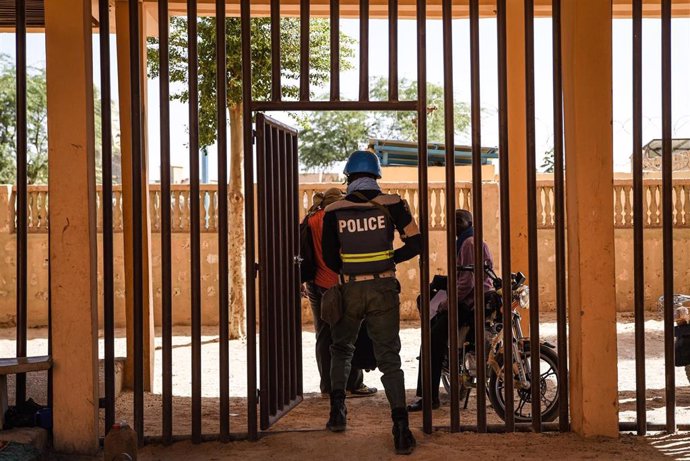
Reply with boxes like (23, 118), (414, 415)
(256, 113), (303, 430)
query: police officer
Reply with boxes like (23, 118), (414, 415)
(321, 151), (421, 455)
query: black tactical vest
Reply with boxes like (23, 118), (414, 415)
(327, 194), (399, 275)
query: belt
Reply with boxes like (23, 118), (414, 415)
(342, 270), (396, 283)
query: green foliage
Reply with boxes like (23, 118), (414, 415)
(541, 147), (555, 173)
(369, 77), (471, 143)
(295, 111), (372, 170)
(0, 54), (48, 184)
(147, 17), (355, 149)
(295, 78), (472, 170)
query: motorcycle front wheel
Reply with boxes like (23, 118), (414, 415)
(488, 343), (560, 423)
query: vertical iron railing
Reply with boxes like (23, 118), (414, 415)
(417, 0), (432, 436)
(99, 0), (116, 433)
(300, 0), (310, 101)
(661, 0), (675, 434)
(359, 0), (369, 101)
(330, 0), (340, 101)
(388, 0), (398, 101)
(442, 0), (460, 434)
(551, 0), (568, 432)
(158, 0), (173, 445)
(15, 0), (28, 406)
(187, 0), (203, 443)
(631, 0), (646, 436)
(127, 0), (145, 442)
(524, 0), (541, 432)
(216, 0), (231, 442)
(496, 0), (514, 433)
(240, 0), (259, 441)
(469, 0), (487, 433)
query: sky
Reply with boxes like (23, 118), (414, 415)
(2, 17), (690, 182)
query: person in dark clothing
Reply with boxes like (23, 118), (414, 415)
(321, 150), (421, 455)
(407, 209), (494, 412)
(303, 187), (378, 397)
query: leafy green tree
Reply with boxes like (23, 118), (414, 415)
(0, 54), (48, 184)
(295, 77), (472, 170)
(147, 17), (355, 338)
(541, 147), (555, 173)
(295, 111), (371, 170)
(369, 77), (471, 143)
(0, 54), (121, 185)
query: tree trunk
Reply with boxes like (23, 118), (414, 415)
(228, 103), (246, 339)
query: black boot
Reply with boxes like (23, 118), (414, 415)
(326, 390), (347, 432)
(391, 408), (416, 455)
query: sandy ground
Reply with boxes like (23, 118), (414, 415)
(3, 313), (690, 459)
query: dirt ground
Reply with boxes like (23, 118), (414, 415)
(4, 313), (690, 459)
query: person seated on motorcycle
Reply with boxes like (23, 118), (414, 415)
(408, 209), (494, 412)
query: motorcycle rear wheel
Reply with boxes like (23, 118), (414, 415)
(488, 343), (560, 423)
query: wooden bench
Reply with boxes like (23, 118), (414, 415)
(0, 356), (52, 430)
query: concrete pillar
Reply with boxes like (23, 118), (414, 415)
(44, 0), (99, 453)
(562, 0), (619, 437)
(506, 0), (530, 333)
(115, 0), (155, 391)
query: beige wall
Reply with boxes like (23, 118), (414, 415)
(3, 181), (690, 328)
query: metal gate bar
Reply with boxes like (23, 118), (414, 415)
(300, 0), (310, 101)
(126, 0), (146, 442)
(496, 0), (515, 433)
(551, 0), (568, 433)
(330, 0), (340, 100)
(98, 0), (116, 433)
(15, 0), (28, 406)
(469, 0), (487, 433)
(239, 0), (258, 441)
(631, 0), (646, 436)
(441, 0), (460, 434)
(524, 0), (542, 432)
(216, 0), (231, 441)
(186, 0), (203, 443)
(661, 0), (675, 434)
(359, 0), (369, 101)
(388, 0), (398, 100)
(158, 0), (174, 445)
(416, 0), (432, 436)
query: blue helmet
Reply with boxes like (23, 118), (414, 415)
(343, 150), (382, 179)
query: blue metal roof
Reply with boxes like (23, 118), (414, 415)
(368, 139), (499, 167)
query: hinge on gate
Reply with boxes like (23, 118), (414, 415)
(252, 129), (257, 144)
(254, 262), (260, 277)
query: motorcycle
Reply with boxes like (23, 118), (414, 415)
(657, 294), (690, 384)
(439, 264), (560, 422)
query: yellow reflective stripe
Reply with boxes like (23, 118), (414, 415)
(341, 250), (394, 263)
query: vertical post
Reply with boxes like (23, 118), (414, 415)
(15, 0), (28, 406)
(271, 0), (281, 102)
(45, 0), (99, 452)
(469, 0), (486, 433)
(631, 0), (646, 436)
(552, 0), (569, 432)
(442, 0), (460, 433)
(187, 0), (202, 444)
(388, 0), (398, 101)
(561, 0), (619, 437)
(126, 0), (145, 442)
(216, 0), (230, 442)
(114, 0), (155, 395)
(359, 0), (369, 101)
(506, 0), (529, 296)
(241, 0), (259, 441)
(417, 0), (432, 435)
(661, 0), (675, 434)
(524, 0), (541, 432)
(330, 0), (340, 101)
(496, 0), (515, 433)
(99, 0), (116, 433)
(299, 0), (310, 101)
(158, 0), (173, 445)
